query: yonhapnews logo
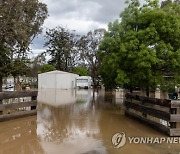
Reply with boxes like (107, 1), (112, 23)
(111, 132), (126, 148)
(112, 132), (180, 148)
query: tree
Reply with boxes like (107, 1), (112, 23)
(45, 27), (80, 72)
(40, 64), (55, 73)
(79, 29), (106, 88)
(11, 58), (31, 77)
(99, 0), (180, 95)
(0, 0), (48, 91)
(73, 67), (88, 76)
(99, 21), (121, 90)
(30, 53), (47, 77)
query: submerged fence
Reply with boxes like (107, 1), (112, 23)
(125, 93), (180, 137)
(0, 91), (38, 122)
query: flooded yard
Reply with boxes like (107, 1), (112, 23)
(0, 89), (180, 154)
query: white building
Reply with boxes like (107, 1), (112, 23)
(38, 70), (79, 89)
(76, 76), (92, 88)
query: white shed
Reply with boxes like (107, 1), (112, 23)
(38, 70), (79, 89)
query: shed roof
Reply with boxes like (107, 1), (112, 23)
(39, 70), (78, 76)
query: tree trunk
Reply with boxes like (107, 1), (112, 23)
(14, 77), (16, 91)
(0, 76), (3, 112)
(92, 90), (95, 104)
(92, 76), (96, 89)
(0, 76), (2, 92)
(130, 87), (133, 93)
(105, 87), (113, 91)
(15, 76), (22, 91)
(146, 86), (149, 97)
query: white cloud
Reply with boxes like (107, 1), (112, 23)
(44, 17), (107, 34)
(31, 0), (127, 56)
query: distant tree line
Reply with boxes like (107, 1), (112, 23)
(40, 27), (105, 88)
(0, 0), (179, 94)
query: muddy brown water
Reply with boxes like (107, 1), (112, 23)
(0, 89), (180, 154)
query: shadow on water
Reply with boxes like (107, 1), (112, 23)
(0, 89), (180, 154)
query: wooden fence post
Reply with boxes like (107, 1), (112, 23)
(170, 108), (177, 128)
(125, 93), (180, 136)
(0, 91), (38, 122)
(142, 100), (147, 118)
(31, 96), (37, 110)
(0, 99), (2, 115)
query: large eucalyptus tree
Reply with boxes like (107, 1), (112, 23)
(0, 0), (48, 91)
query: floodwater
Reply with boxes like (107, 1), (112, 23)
(0, 89), (180, 154)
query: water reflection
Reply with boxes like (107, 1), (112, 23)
(0, 116), (44, 154)
(37, 89), (107, 154)
(37, 89), (77, 106)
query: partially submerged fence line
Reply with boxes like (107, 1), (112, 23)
(0, 91), (38, 122)
(125, 93), (180, 137)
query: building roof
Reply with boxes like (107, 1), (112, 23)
(39, 70), (78, 76)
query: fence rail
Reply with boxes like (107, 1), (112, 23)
(0, 91), (38, 122)
(125, 93), (180, 137)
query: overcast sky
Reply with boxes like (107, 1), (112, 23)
(30, 0), (127, 57)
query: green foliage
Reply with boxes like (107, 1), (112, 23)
(99, 0), (180, 91)
(11, 58), (31, 77)
(99, 53), (118, 89)
(0, 45), (11, 77)
(73, 67), (88, 76)
(40, 64), (55, 73)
